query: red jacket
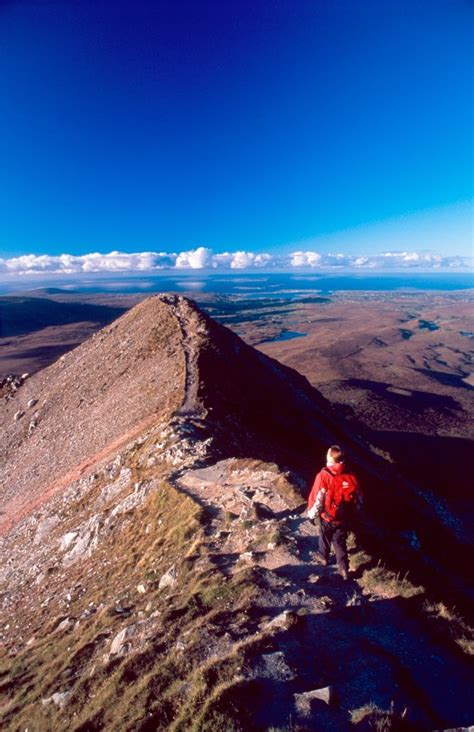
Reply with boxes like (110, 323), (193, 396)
(307, 462), (361, 522)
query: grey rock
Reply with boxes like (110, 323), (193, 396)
(265, 610), (294, 631)
(96, 467), (132, 507)
(109, 479), (157, 517)
(159, 565), (177, 589)
(42, 691), (71, 709)
(255, 651), (295, 681)
(110, 624), (137, 655)
(294, 687), (334, 717)
(14, 410), (24, 421)
(34, 516), (60, 545)
(56, 618), (73, 633)
(239, 551), (254, 562)
(27, 398), (38, 408)
(60, 531), (79, 552)
(63, 516), (102, 565)
(239, 504), (258, 523)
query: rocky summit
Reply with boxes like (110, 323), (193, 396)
(0, 295), (473, 731)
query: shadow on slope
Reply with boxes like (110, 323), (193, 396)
(343, 378), (463, 415)
(0, 297), (126, 338)
(243, 594), (474, 731)
(169, 308), (473, 610)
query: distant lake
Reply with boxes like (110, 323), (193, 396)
(418, 319), (440, 331)
(262, 330), (308, 343)
(1, 271), (473, 297)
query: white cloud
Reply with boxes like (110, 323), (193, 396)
(290, 251), (322, 267)
(0, 250), (178, 275)
(230, 251), (273, 269)
(0, 246), (471, 276)
(211, 251), (274, 269)
(175, 246), (212, 269)
(287, 249), (470, 270)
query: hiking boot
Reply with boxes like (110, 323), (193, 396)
(313, 552), (329, 566)
(339, 568), (349, 581)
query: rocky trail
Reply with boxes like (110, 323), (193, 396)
(175, 459), (474, 731)
(2, 426), (473, 730)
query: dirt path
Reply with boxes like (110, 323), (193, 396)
(163, 295), (205, 417)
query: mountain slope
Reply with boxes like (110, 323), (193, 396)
(0, 297), (187, 535)
(0, 295), (473, 731)
(0, 294), (343, 536)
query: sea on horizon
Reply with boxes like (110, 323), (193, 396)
(0, 270), (473, 298)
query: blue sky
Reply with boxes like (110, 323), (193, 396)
(0, 0), (472, 271)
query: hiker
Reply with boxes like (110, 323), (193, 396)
(307, 445), (361, 580)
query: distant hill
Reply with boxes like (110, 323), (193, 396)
(0, 296), (126, 338)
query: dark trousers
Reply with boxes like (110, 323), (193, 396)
(319, 518), (348, 573)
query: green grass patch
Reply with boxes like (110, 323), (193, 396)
(359, 564), (423, 600)
(0, 473), (264, 732)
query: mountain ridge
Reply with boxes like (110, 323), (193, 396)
(0, 294), (342, 536)
(1, 295), (473, 730)
(1, 295), (472, 602)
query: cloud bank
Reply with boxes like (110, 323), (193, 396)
(0, 247), (470, 276)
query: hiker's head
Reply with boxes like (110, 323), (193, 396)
(327, 445), (344, 465)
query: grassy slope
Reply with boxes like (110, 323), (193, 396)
(1, 472), (473, 730)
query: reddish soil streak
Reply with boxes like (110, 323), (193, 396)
(0, 413), (159, 537)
